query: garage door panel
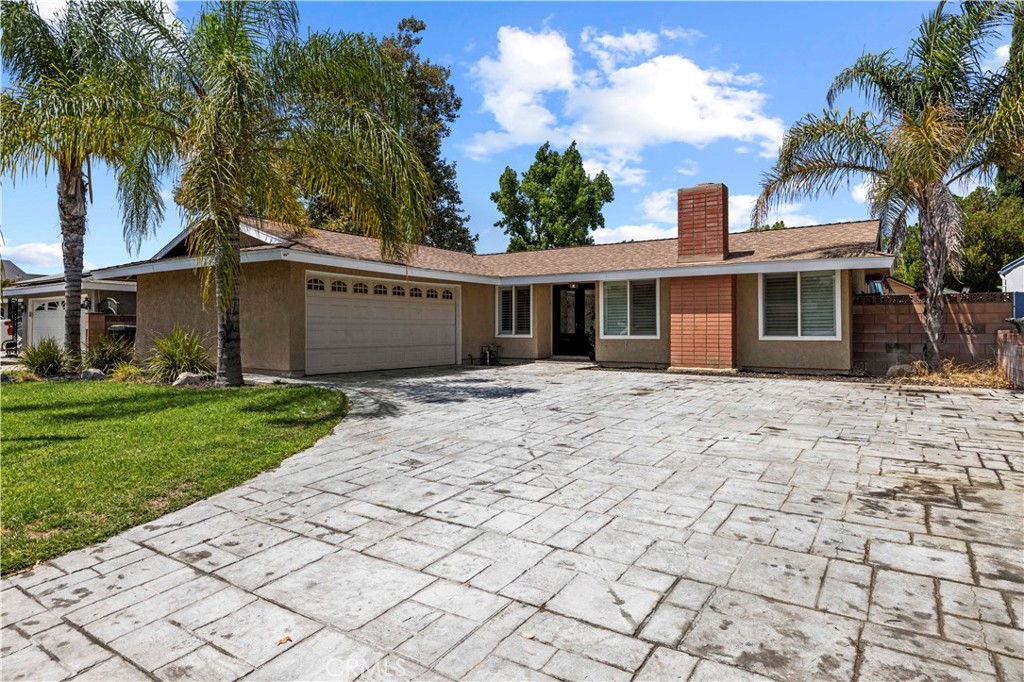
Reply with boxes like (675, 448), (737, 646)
(305, 277), (457, 375)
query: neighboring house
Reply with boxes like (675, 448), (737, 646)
(1, 259), (42, 283)
(1001, 255), (1024, 318)
(1, 260), (43, 318)
(92, 183), (895, 376)
(2, 272), (137, 347)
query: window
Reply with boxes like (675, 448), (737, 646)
(373, 284), (388, 295)
(353, 282), (368, 294)
(760, 270), (839, 339)
(331, 280), (347, 293)
(602, 280), (658, 338)
(392, 286), (406, 296)
(497, 285), (531, 336)
(306, 278), (325, 291)
(442, 290), (453, 300)
(410, 287), (423, 298)
(426, 289), (438, 299)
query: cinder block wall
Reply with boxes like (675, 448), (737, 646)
(997, 330), (1024, 388)
(852, 293), (1012, 374)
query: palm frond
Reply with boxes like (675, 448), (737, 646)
(753, 108), (888, 227)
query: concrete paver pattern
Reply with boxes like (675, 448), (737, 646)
(2, 363), (1021, 681)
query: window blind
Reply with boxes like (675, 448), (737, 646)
(499, 287), (514, 335)
(763, 273), (798, 336)
(800, 271), (836, 336)
(514, 286), (531, 335)
(629, 280), (657, 336)
(603, 282), (628, 336)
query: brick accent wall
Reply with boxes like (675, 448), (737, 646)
(670, 275), (736, 369)
(852, 293), (1012, 374)
(677, 184), (728, 262)
(85, 312), (137, 348)
(997, 331), (1024, 388)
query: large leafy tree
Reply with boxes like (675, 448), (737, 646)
(492, 142), (614, 252)
(894, 187), (1024, 291)
(1, 0), (142, 355)
(116, 1), (431, 386)
(306, 17), (476, 252)
(754, 1), (1021, 368)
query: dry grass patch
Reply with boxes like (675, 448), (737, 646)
(890, 360), (1011, 389)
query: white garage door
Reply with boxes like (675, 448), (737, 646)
(29, 298), (89, 347)
(305, 274), (458, 375)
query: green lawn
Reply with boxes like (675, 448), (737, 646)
(1, 381), (348, 573)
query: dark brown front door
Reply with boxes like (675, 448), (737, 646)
(553, 284), (595, 357)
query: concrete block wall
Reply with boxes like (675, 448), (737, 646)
(997, 330), (1024, 388)
(852, 293), (1012, 374)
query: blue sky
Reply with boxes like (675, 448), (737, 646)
(1, 1), (1011, 272)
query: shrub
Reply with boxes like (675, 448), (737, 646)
(110, 361), (147, 383)
(147, 326), (214, 383)
(22, 338), (68, 376)
(83, 335), (135, 373)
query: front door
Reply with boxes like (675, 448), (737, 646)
(553, 284), (595, 357)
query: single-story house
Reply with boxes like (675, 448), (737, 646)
(2, 272), (137, 347)
(92, 183), (895, 375)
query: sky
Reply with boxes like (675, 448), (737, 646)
(0, 1), (1012, 273)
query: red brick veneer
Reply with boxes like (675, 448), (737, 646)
(670, 275), (736, 369)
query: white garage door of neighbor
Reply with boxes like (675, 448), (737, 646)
(29, 298), (87, 346)
(305, 275), (458, 375)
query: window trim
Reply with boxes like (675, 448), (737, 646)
(598, 279), (661, 340)
(495, 284), (533, 338)
(758, 270), (842, 341)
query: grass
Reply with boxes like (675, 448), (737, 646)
(1, 381), (348, 574)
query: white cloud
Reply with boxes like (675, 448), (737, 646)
(467, 26), (785, 184)
(593, 223), (675, 243)
(660, 25), (705, 42)
(1, 241), (97, 273)
(466, 27), (575, 159)
(983, 44), (1010, 72)
(581, 27), (659, 73)
(676, 160), (699, 177)
(728, 194), (819, 232)
(639, 189), (676, 224)
(852, 177), (873, 203)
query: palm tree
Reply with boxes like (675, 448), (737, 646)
(1, 0), (143, 356)
(114, 1), (431, 386)
(754, 1), (1022, 369)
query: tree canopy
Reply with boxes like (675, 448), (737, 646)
(491, 142), (614, 252)
(893, 186), (1024, 292)
(306, 17), (477, 252)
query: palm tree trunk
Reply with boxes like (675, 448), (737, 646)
(919, 207), (947, 370)
(57, 165), (87, 357)
(214, 226), (243, 387)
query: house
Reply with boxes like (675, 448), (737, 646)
(91, 183), (895, 375)
(2, 272), (137, 347)
(1, 260), (42, 284)
(1001, 255), (1024, 318)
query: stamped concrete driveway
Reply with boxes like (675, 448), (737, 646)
(2, 363), (1022, 682)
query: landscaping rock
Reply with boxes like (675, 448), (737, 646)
(173, 372), (212, 387)
(80, 368), (106, 380)
(886, 364), (915, 378)
(0, 372), (12, 383)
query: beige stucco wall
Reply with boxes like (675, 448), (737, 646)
(736, 270), (853, 372)
(137, 261), (294, 373)
(595, 279), (672, 366)
(496, 284), (552, 361)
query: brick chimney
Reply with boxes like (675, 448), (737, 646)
(677, 183), (729, 262)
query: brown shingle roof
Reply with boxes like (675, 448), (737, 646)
(244, 218), (886, 278)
